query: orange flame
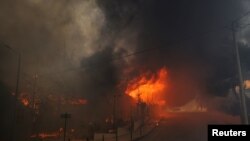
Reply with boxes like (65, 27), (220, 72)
(69, 98), (88, 105)
(30, 132), (59, 139)
(19, 93), (30, 107)
(125, 67), (168, 105)
(21, 98), (29, 106)
(30, 128), (76, 139)
(30, 128), (64, 139)
(245, 80), (250, 89)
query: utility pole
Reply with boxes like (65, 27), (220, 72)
(31, 74), (38, 111)
(113, 94), (118, 141)
(130, 113), (134, 141)
(232, 21), (248, 124)
(61, 112), (71, 141)
(136, 90), (143, 136)
(31, 74), (39, 140)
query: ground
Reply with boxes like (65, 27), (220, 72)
(139, 112), (240, 141)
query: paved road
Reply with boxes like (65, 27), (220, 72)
(140, 112), (240, 141)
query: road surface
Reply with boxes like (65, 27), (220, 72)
(140, 112), (240, 141)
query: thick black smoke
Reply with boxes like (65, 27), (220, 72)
(95, 0), (250, 108)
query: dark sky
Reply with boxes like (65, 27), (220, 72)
(0, 1), (250, 140)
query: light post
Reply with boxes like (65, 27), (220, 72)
(61, 112), (71, 141)
(231, 22), (249, 124)
(113, 94), (118, 141)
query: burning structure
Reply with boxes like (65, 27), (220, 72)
(125, 67), (168, 106)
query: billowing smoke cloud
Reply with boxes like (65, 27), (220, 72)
(0, 0), (108, 140)
(0, 0), (107, 82)
(0, 0), (108, 104)
(96, 0), (245, 102)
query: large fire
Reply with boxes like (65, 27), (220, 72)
(125, 67), (168, 105)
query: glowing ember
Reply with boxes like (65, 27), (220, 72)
(19, 93), (30, 107)
(30, 132), (59, 139)
(21, 98), (29, 106)
(38, 133), (58, 138)
(69, 98), (88, 105)
(30, 128), (63, 139)
(125, 67), (168, 105)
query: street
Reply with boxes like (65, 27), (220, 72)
(139, 112), (240, 141)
